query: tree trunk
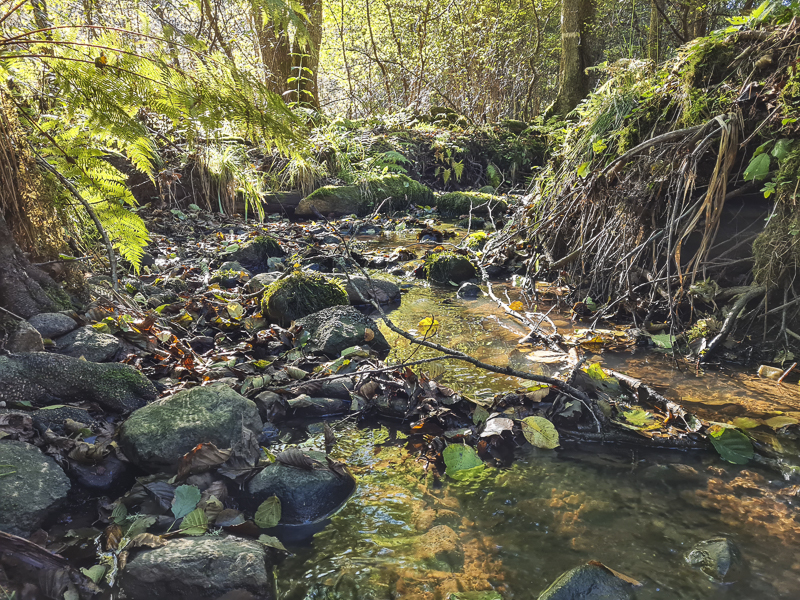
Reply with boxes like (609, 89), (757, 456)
(549, 0), (594, 118)
(292, 0), (322, 109)
(253, 2), (293, 98)
(648, 0), (660, 62)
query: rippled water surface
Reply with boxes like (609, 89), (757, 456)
(277, 229), (800, 599)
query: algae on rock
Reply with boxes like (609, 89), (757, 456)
(261, 272), (348, 326)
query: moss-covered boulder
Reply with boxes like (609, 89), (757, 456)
(120, 536), (275, 600)
(0, 352), (157, 413)
(0, 440), (71, 536)
(296, 174), (433, 218)
(436, 191), (507, 218)
(465, 231), (488, 250)
(422, 251), (477, 284)
(296, 305), (390, 358)
(119, 383), (262, 472)
(327, 275), (401, 305)
(229, 235), (284, 274)
(261, 272), (348, 326)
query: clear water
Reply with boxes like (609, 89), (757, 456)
(277, 231), (800, 599)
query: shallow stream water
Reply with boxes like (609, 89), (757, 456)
(277, 226), (800, 600)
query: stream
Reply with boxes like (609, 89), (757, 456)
(275, 224), (800, 599)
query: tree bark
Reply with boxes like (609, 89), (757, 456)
(549, 0), (594, 118)
(292, 0), (322, 108)
(252, 1), (293, 97)
(648, 0), (660, 62)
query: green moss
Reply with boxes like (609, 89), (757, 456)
(465, 231), (488, 250)
(436, 192), (507, 218)
(297, 174), (433, 218)
(261, 272), (349, 326)
(423, 251), (477, 284)
(44, 286), (72, 311)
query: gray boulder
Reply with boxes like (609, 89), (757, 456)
(120, 384), (262, 472)
(296, 306), (389, 359)
(54, 326), (121, 362)
(287, 395), (350, 417)
(685, 537), (742, 581)
(537, 563), (635, 600)
(245, 450), (355, 524)
(120, 536), (274, 600)
(457, 282), (481, 299)
(0, 440), (71, 536)
(7, 320), (44, 353)
(245, 272), (282, 294)
(0, 352), (157, 412)
(328, 275), (401, 305)
(28, 312), (78, 339)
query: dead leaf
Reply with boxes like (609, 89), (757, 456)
(480, 416), (514, 438)
(364, 328), (375, 342)
(129, 533), (166, 549)
(326, 456), (349, 478)
(276, 448), (320, 470)
(587, 561), (643, 586)
(176, 443), (232, 480)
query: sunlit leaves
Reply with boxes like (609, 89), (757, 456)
(254, 496), (282, 528)
(521, 416), (560, 449)
(442, 444), (484, 479)
(708, 425), (753, 464)
(418, 317), (440, 336)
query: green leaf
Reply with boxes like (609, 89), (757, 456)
(583, 296), (598, 311)
(472, 405), (490, 426)
(743, 153), (771, 182)
(649, 333), (674, 349)
(81, 565), (107, 584)
(731, 417), (760, 430)
(771, 139), (794, 161)
(521, 416), (560, 449)
(623, 408), (655, 427)
(171, 485), (201, 519)
(179, 507), (208, 536)
(111, 502), (128, 525)
(584, 362), (608, 380)
(592, 139), (607, 154)
(764, 415), (798, 429)
(254, 496), (281, 528)
(708, 426), (753, 464)
(226, 302), (244, 320)
(442, 444), (484, 479)
(577, 162), (590, 178)
(258, 534), (290, 553)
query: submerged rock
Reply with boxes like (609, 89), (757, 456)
(120, 536), (274, 600)
(245, 450), (356, 524)
(54, 325), (121, 362)
(120, 383), (262, 472)
(685, 537), (742, 581)
(261, 272), (349, 327)
(28, 312), (78, 339)
(436, 191), (507, 218)
(457, 282), (482, 299)
(537, 563), (635, 600)
(0, 440), (71, 537)
(296, 174), (433, 218)
(413, 524), (464, 572)
(0, 352), (157, 412)
(422, 251), (477, 284)
(296, 306), (389, 358)
(230, 235), (284, 274)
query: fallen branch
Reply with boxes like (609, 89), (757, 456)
(703, 285), (766, 359)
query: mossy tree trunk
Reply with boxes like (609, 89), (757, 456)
(648, 0), (660, 62)
(549, 0), (595, 118)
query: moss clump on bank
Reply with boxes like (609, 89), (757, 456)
(296, 174), (433, 218)
(436, 191), (507, 218)
(422, 251), (476, 284)
(261, 272), (349, 326)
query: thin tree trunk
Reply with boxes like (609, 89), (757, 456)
(648, 0), (660, 62)
(549, 0), (594, 118)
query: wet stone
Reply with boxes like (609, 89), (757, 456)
(54, 326), (121, 362)
(0, 440), (71, 537)
(537, 563), (635, 600)
(457, 282), (481, 299)
(120, 536), (274, 600)
(28, 312), (79, 339)
(244, 450), (356, 524)
(32, 406), (93, 436)
(296, 306), (390, 359)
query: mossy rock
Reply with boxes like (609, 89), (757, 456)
(477, 185), (496, 194)
(261, 272), (349, 326)
(229, 235), (284, 275)
(501, 118), (529, 134)
(436, 192), (507, 218)
(296, 174), (433, 218)
(423, 252), (477, 284)
(455, 217), (485, 230)
(465, 231), (488, 250)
